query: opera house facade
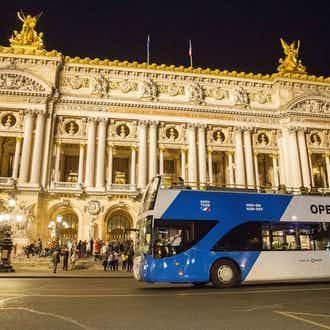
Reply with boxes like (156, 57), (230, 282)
(0, 13), (329, 249)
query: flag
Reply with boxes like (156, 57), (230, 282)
(188, 39), (193, 67)
(147, 34), (150, 65)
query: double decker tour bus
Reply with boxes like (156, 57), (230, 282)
(134, 176), (330, 288)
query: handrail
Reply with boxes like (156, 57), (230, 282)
(158, 177), (330, 196)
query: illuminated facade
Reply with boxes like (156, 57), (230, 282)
(0, 13), (329, 249)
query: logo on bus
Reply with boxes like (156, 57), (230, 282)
(245, 203), (263, 212)
(200, 200), (211, 212)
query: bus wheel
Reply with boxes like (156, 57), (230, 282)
(210, 259), (240, 288)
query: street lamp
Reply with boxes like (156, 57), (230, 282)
(0, 196), (26, 272)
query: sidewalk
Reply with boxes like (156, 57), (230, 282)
(0, 271), (134, 278)
(0, 256), (134, 278)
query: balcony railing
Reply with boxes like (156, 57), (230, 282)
(51, 181), (82, 192)
(107, 184), (137, 192)
(0, 177), (15, 188)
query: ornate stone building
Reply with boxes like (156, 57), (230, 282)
(0, 14), (329, 248)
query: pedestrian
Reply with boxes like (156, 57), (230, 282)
(90, 238), (94, 256)
(70, 250), (76, 270)
(52, 249), (60, 274)
(127, 246), (134, 272)
(122, 253), (128, 271)
(37, 238), (42, 256)
(62, 247), (69, 271)
(107, 252), (114, 271)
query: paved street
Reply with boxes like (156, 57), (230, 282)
(0, 278), (329, 330)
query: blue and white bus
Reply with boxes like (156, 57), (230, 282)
(133, 176), (330, 288)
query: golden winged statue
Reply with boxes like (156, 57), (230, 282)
(277, 38), (306, 74)
(9, 11), (44, 49)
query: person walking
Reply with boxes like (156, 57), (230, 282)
(52, 249), (60, 274)
(62, 247), (69, 271)
(70, 250), (76, 270)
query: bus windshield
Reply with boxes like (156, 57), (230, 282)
(136, 216), (153, 255)
(142, 176), (161, 213)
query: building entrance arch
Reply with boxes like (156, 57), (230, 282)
(48, 208), (79, 244)
(105, 210), (133, 242)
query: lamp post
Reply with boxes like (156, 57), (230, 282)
(0, 197), (26, 272)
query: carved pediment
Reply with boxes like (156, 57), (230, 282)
(0, 70), (51, 94)
(289, 97), (330, 114)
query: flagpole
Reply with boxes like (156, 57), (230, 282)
(189, 39), (193, 68)
(147, 34), (150, 65)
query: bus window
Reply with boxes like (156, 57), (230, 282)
(153, 220), (217, 258)
(212, 222), (262, 252)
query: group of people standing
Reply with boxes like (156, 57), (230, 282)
(50, 239), (135, 274)
(101, 241), (134, 272)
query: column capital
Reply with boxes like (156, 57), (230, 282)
(35, 109), (46, 117)
(287, 126), (299, 133)
(207, 147), (213, 154)
(131, 145), (138, 151)
(138, 120), (148, 128)
(233, 126), (243, 133)
(16, 136), (23, 142)
(242, 126), (255, 133)
(187, 123), (198, 129)
(227, 150), (234, 156)
(87, 117), (98, 124)
(23, 109), (36, 117)
(97, 117), (109, 124)
(197, 123), (207, 129)
(159, 145), (165, 151)
(149, 120), (159, 127)
(80, 143), (86, 148)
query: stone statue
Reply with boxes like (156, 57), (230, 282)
(277, 38), (306, 74)
(234, 87), (250, 107)
(92, 75), (109, 97)
(10, 11), (44, 49)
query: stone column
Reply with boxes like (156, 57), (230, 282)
(130, 146), (137, 185)
(234, 127), (245, 188)
(138, 121), (147, 189)
(96, 118), (107, 189)
(254, 152), (260, 188)
(187, 124), (197, 187)
(281, 128), (292, 187)
(148, 121), (158, 181)
(207, 149), (213, 185)
(181, 148), (186, 181)
(78, 144), (85, 184)
(272, 153), (279, 188)
(12, 137), (22, 180)
(288, 128), (303, 189)
(19, 111), (34, 182)
(277, 132), (286, 185)
(85, 118), (97, 187)
(30, 111), (46, 184)
(228, 151), (235, 187)
(107, 145), (113, 187)
(297, 128), (311, 189)
(243, 128), (255, 188)
(325, 153), (330, 188)
(54, 142), (61, 181)
(159, 147), (164, 175)
(41, 113), (52, 188)
(198, 125), (207, 187)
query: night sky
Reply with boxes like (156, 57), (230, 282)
(0, 0), (329, 76)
